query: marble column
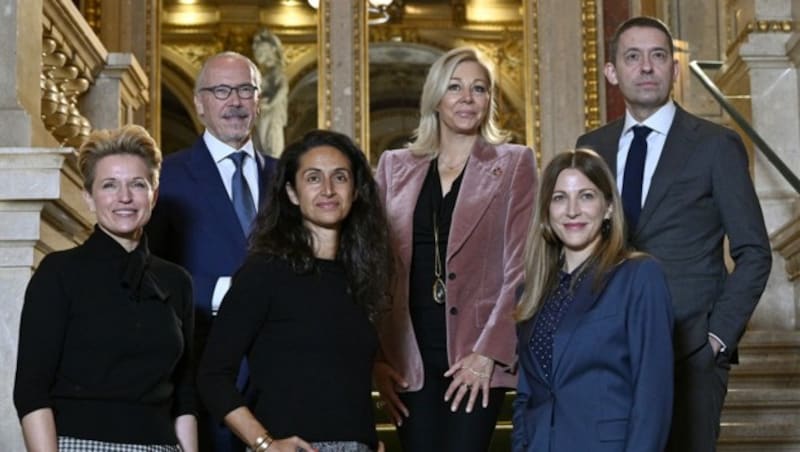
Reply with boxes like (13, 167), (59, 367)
(0, 1), (47, 446)
(81, 52), (150, 129)
(316, 0), (370, 156)
(0, 0), (100, 448)
(98, 0), (161, 141)
(735, 0), (800, 329)
(534, 0), (588, 163)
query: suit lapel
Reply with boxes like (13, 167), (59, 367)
(185, 138), (248, 248)
(389, 153), (430, 270)
(635, 107), (695, 234)
(550, 269), (605, 377)
(585, 119), (624, 178)
(447, 140), (507, 260)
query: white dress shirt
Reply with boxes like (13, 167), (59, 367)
(203, 130), (261, 314)
(616, 100), (676, 208)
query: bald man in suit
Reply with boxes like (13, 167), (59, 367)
(147, 52), (276, 452)
(576, 16), (771, 452)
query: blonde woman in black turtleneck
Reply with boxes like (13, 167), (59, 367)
(14, 125), (197, 452)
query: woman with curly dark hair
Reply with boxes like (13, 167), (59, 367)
(197, 129), (391, 452)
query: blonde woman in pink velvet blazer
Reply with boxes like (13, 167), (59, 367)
(373, 47), (537, 451)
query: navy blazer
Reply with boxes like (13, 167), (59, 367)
(146, 137), (276, 348)
(512, 258), (674, 452)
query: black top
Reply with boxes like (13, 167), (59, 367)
(13, 226), (195, 445)
(409, 159), (465, 351)
(197, 255), (379, 448)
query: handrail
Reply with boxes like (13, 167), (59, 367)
(689, 60), (800, 194)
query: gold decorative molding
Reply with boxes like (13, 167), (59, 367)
(83, 0), (101, 35)
(163, 43), (223, 70)
(369, 25), (421, 43)
(726, 20), (797, 57)
(523, 0), (541, 155)
(317, 1), (332, 130)
(282, 43), (316, 70)
(354, 0), (369, 151)
(581, 0), (601, 131)
(461, 34), (526, 144)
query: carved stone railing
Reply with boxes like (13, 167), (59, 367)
(41, 0), (107, 147)
(41, 0), (149, 147)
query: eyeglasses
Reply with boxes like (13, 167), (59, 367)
(198, 84), (258, 100)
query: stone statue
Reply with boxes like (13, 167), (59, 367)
(252, 28), (288, 157)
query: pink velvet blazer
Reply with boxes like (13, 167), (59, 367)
(375, 139), (537, 391)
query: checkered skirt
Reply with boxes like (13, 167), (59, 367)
(57, 436), (181, 452)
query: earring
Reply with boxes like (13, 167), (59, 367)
(601, 218), (611, 235)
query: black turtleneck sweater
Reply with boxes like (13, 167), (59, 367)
(13, 226), (196, 445)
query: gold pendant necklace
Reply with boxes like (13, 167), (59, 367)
(432, 211), (446, 304)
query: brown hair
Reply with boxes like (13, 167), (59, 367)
(515, 148), (634, 321)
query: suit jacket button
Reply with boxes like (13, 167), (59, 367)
(449, 306), (458, 315)
(448, 272), (456, 280)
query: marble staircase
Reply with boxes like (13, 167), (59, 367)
(718, 330), (800, 451)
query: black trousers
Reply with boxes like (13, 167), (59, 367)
(666, 341), (730, 452)
(397, 348), (505, 452)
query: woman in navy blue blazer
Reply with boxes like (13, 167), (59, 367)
(513, 149), (674, 452)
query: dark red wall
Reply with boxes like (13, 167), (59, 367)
(602, 0), (630, 122)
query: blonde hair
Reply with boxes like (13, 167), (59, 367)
(78, 125), (162, 192)
(408, 46), (509, 156)
(515, 149), (633, 321)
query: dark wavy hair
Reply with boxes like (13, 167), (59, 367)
(249, 129), (393, 321)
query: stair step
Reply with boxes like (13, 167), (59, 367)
(729, 359), (800, 387)
(722, 388), (800, 423)
(718, 422), (800, 451)
(738, 330), (800, 349)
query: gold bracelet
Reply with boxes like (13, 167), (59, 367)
(253, 432), (273, 451)
(256, 438), (272, 452)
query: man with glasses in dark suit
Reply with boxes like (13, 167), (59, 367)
(147, 51), (276, 452)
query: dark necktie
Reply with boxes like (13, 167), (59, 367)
(621, 125), (652, 231)
(228, 151), (257, 234)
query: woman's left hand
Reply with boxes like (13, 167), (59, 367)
(443, 353), (495, 413)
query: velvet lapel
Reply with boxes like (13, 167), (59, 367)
(185, 138), (248, 249)
(635, 107), (695, 235)
(390, 152), (431, 270)
(447, 139), (507, 260)
(550, 269), (605, 379)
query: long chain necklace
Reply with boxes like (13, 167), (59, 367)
(432, 210), (447, 304)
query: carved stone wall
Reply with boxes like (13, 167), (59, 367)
(0, 1), (151, 448)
